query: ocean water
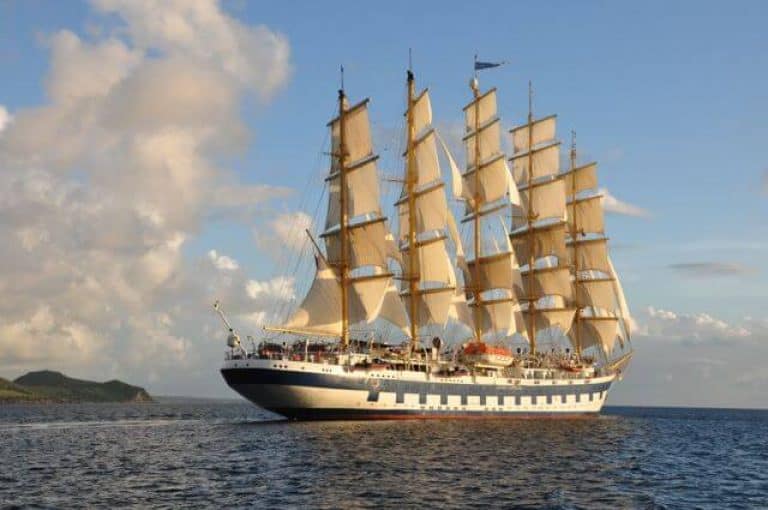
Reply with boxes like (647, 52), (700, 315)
(1, 402), (766, 509)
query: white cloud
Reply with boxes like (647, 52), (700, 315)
(246, 276), (295, 302)
(0, 1), (293, 395)
(208, 249), (239, 271)
(599, 187), (651, 218)
(636, 306), (752, 342)
(91, 0), (291, 100)
(255, 211), (314, 256)
(0, 105), (12, 133)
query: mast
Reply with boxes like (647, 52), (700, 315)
(526, 81), (537, 354)
(337, 87), (350, 348)
(460, 80), (523, 343)
(508, 84), (574, 356)
(569, 130), (581, 356)
(396, 73), (458, 349)
(406, 70), (419, 351)
(471, 78), (483, 344)
(273, 84), (405, 340)
(563, 139), (624, 358)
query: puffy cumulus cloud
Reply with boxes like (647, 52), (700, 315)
(599, 188), (651, 218)
(612, 309), (768, 408)
(208, 250), (239, 271)
(255, 211), (314, 256)
(636, 306), (752, 342)
(92, 0), (290, 99)
(0, 1), (293, 395)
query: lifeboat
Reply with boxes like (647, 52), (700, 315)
(461, 342), (515, 367)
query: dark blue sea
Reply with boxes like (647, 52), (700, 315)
(1, 401), (766, 509)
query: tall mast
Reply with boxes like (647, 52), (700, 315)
(405, 70), (419, 351)
(471, 78), (483, 344)
(569, 130), (581, 356)
(526, 81), (537, 354)
(337, 87), (350, 348)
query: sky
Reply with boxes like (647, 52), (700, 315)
(0, 0), (766, 407)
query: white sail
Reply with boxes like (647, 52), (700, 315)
(282, 255), (343, 336)
(562, 162), (598, 195)
(329, 99), (373, 167)
(402, 237), (454, 286)
(518, 177), (567, 225)
(434, 129), (467, 201)
(412, 89), (432, 135)
(568, 237), (611, 274)
(467, 251), (524, 295)
(401, 287), (454, 328)
(479, 298), (526, 338)
(462, 154), (514, 205)
(396, 182), (447, 240)
(349, 274), (391, 324)
(577, 316), (619, 353)
(463, 88), (497, 131)
(523, 307), (576, 336)
(448, 287), (474, 330)
(608, 255), (632, 340)
(413, 130), (442, 187)
(575, 277), (616, 311)
(378, 279), (410, 334)
(464, 119), (502, 170)
(522, 266), (574, 302)
(323, 218), (389, 269)
(510, 114), (557, 154)
(398, 88), (458, 332)
(510, 142), (561, 185)
(509, 221), (568, 264)
(325, 156), (382, 229)
(567, 194), (605, 235)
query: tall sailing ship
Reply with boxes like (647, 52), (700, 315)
(218, 67), (634, 419)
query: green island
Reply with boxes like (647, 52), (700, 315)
(0, 370), (153, 403)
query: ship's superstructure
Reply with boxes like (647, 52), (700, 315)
(219, 66), (634, 420)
